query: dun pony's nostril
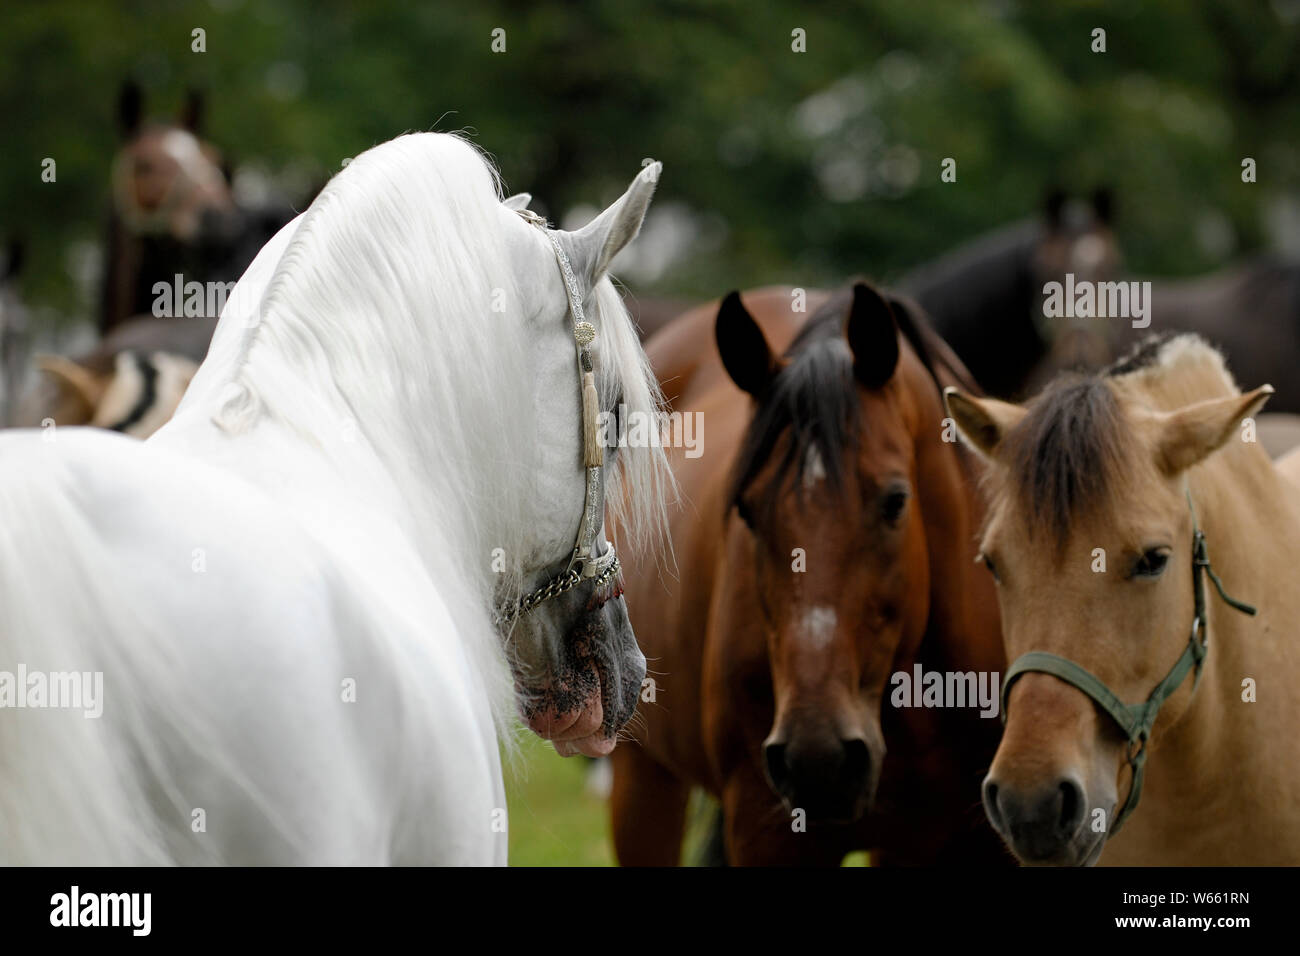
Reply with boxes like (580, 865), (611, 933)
(1057, 777), (1086, 837)
(983, 778), (1005, 832)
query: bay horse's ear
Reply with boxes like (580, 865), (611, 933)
(944, 388), (1027, 461)
(1151, 385), (1274, 476)
(561, 161), (661, 287)
(845, 282), (899, 389)
(716, 291), (775, 399)
(180, 89), (205, 135)
(502, 192), (532, 211)
(118, 80), (143, 139)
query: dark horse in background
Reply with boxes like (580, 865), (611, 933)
(898, 189), (1120, 400)
(102, 81), (295, 335)
(13, 82), (299, 436)
(0, 241), (28, 426)
(610, 282), (1008, 865)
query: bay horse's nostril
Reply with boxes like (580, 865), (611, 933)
(763, 741), (790, 794)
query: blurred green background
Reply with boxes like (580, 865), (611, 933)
(5, 0), (1300, 325)
(2, 0), (1298, 864)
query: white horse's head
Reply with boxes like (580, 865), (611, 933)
(494, 165), (669, 756)
(198, 134), (670, 757)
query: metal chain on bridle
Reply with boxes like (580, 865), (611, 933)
(493, 210), (620, 628)
(998, 488), (1257, 835)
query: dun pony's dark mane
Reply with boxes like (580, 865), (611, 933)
(1001, 374), (1133, 548)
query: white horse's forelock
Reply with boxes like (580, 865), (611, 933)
(202, 132), (670, 736)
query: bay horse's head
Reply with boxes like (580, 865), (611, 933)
(112, 81), (232, 240)
(715, 283), (936, 823)
(946, 337), (1272, 865)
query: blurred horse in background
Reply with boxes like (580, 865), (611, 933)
(9, 82), (301, 437)
(103, 80), (295, 335)
(900, 189), (1121, 401)
(0, 240), (29, 427)
(611, 283), (1007, 865)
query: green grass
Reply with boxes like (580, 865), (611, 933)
(503, 734), (870, 866)
(503, 735), (616, 866)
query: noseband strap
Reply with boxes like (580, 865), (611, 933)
(493, 211), (619, 627)
(999, 490), (1256, 835)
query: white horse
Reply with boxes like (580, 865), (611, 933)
(0, 133), (669, 864)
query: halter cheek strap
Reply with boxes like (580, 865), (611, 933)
(999, 490), (1256, 835)
(493, 212), (619, 627)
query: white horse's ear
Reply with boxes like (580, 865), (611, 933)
(502, 192), (532, 211)
(562, 161), (661, 286)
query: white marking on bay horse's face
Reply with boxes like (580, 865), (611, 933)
(803, 445), (827, 490)
(801, 605), (837, 650)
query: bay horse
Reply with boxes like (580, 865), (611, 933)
(0, 133), (669, 864)
(610, 282), (1008, 865)
(946, 334), (1300, 864)
(899, 189), (1120, 400)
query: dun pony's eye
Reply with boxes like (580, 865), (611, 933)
(881, 489), (909, 524)
(1131, 547), (1171, 580)
(978, 552), (1000, 582)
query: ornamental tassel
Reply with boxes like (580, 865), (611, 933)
(582, 370), (603, 467)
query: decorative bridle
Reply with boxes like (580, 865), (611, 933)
(998, 490), (1256, 835)
(493, 210), (620, 628)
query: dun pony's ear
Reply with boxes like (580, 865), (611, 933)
(180, 89), (205, 135)
(36, 355), (109, 408)
(1152, 385), (1274, 476)
(845, 282), (899, 389)
(118, 80), (143, 139)
(716, 291), (776, 399)
(502, 192), (532, 211)
(944, 388), (1027, 461)
(561, 161), (661, 288)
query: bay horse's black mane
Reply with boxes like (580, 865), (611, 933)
(727, 282), (972, 518)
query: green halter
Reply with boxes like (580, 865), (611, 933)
(999, 490), (1257, 835)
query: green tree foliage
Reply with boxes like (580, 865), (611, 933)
(2, 0), (1298, 320)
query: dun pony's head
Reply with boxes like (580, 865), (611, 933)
(946, 337), (1272, 865)
(715, 283), (940, 823)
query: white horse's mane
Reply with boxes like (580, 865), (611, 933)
(197, 132), (669, 733)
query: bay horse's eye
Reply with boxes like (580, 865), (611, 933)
(1131, 547), (1171, 580)
(736, 499), (755, 530)
(881, 489), (908, 524)
(978, 552), (1000, 582)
